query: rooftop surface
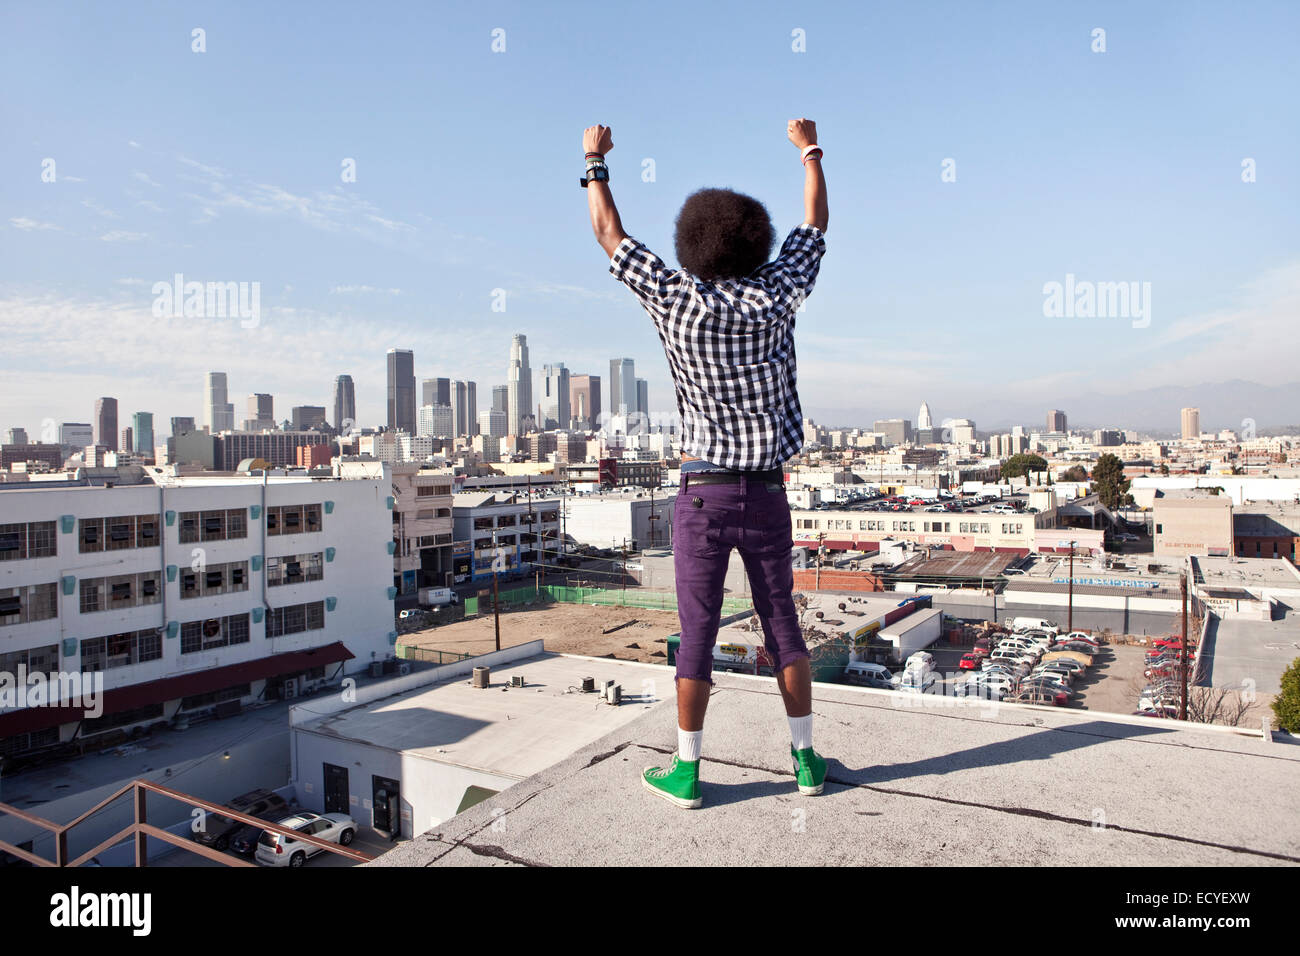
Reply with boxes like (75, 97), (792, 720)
(1191, 555), (1300, 591)
(1200, 610), (1300, 696)
(297, 654), (669, 780)
(370, 663), (1300, 867)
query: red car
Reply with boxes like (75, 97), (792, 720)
(1152, 637), (1186, 651)
(959, 653), (981, 670)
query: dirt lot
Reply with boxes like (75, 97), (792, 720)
(400, 601), (684, 664)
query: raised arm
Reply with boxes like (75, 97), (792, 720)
(787, 118), (828, 232)
(583, 124), (628, 258)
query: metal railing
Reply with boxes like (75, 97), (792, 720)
(0, 779), (374, 867)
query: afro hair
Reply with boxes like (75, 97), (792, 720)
(673, 188), (775, 281)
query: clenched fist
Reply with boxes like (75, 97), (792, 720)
(583, 125), (614, 155)
(787, 118), (818, 150)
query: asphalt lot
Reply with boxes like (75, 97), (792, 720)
(153, 826), (395, 867)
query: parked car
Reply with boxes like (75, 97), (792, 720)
(255, 812), (356, 867)
(959, 653), (982, 671)
(892, 669), (938, 693)
(1013, 687), (1069, 706)
(193, 789), (289, 853)
(1041, 650), (1092, 668)
(1011, 618), (1059, 635)
(844, 661), (895, 689)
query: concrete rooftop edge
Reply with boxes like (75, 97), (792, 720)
(369, 664), (1300, 868)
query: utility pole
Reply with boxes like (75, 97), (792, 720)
(1179, 571), (1189, 721)
(815, 532), (825, 590)
(1067, 540), (1076, 634)
(622, 537), (628, 599)
(648, 487), (656, 547)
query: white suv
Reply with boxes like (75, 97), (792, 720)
(255, 812), (357, 867)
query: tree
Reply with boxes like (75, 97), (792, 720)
(1061, 465), (1089, 483)
(1091, 453), (1130, 509)
(1001, 453), (1048, 479)
(1158, 463), (1170, 476)
(1274, 657), (1300, 733)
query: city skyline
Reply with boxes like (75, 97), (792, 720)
(3, 3), (1296, 435)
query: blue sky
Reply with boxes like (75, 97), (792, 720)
(2, 0), (1297, 438)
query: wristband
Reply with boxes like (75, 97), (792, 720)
(800, 144), (823, 163)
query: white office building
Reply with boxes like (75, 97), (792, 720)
(0, 465), (396, 759)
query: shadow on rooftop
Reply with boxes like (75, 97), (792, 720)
(824, 719), (1173, 788)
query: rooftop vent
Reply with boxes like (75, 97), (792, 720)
(471, 666), (490, 689)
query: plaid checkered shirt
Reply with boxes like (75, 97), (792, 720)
(609, 223), (826, 471)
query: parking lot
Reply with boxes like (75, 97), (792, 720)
(154, 823), (395, 868)
(846, 621), (1162, 716)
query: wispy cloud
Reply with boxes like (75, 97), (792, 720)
(177, 155), (229, 180)
(81, 198), (119, 219)
(9, 217), (61, 231)
(100, 230), (147, 242)
(330, 284), (402, 295)
(132, 170), (163, 188)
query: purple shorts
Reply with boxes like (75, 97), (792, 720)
(672, 472), (808, 683)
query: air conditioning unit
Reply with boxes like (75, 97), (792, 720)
(398, 662), (411, 676)
(282, 680), (299, 700)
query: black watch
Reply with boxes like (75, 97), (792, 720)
(580, 164), (609, 188)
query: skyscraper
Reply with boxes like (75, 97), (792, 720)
(539, 364), (571, 431)
(132, 412), (154, 454)
(917, 401), (933, 430)
(94, 397), (118, 451)
(570, 374), (601, 430)
(387, 349), (415, 434)
(248, 393), (273, 421)
(507, 335), (532, 435)
(609, 358), (636, 417)
(492, 384), (508, 414)
(333, 374), (356, 432)
(1181, 407), (1201, 440)
(206, 372), (235, 433)
(450, 380), (477, 436)
(291, 406), (327, 431)
(170, 416), (196, 436)
(422, 377), (452, 409)
(1046, 409), (1068, 433)
(635, 378), (648, 416)
(466, 381), (477, 436)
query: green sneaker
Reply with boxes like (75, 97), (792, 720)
(642, 754), (703, 809)
(791, 745), (827, 795)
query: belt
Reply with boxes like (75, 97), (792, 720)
(683, 468), (783, 487)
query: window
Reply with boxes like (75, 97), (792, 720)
(79, 572), (162, 613)
(106, 516), (136, 551)
(180, 508), (246, 543)
(201, 511), (226, 542)
(0, 583), (58, 627)
(266, 503), (321, 536)
(180, 613), (251, 654)
(267, 553), (324, 587)
(0, 521), (57, 561)
(266, 601), (326, 637)
(0, 644), (60, 675)
(137, 516), (159, 547)
(80, 581), (100, 614)
(178, 560), (248, 600)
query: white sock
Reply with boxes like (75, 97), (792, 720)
(678, 728), (703, 762)
(788, 713), (813, 752)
